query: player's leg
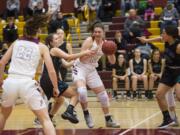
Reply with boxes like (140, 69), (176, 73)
(0, 78), (18, 131)
(156, 83), (174, 128)
(27, 90), (56, 135)
(175, 76), (180, 101)
(48, 96), (64, 122)
(0, 106), (13, 131)
(88, 70), (120, 128)
(72, 64), (92, 127)
(166, 89), (179, 126)
(32, 108), (56, 135)
(75, 80), (93, 128)
(61, 85), (79, 123)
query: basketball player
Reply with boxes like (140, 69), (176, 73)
(139, 25), (180, 128)
(39, 33), (94, 124)
(0, 15), (58, 135)
(137, 28), (180, 127)
(72, 22), (120, 128)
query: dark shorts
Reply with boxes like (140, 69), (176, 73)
(160, 67), (180, 87)
(40, 76), (69, 100)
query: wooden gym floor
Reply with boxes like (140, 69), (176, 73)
(1, 96), (180, 135)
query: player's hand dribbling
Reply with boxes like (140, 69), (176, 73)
(53, 88), (60, 97)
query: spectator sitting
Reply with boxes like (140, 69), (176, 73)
(144, 0), (155, 21)
(129, 48), (148, 99)
(120, 0), (137, 16)
(87, 0), (102, 19)
(34, 0), (46, 15)
(112, 54), (130, 99)
(160, 3), (179, 33)
(48, 11), (69, 35)
(148, 49), (165, 99)
(135, 36), (157, 60)
(3, 17), (18, 46)
(123, 9), (145, 43)
(74, 0), (88, 23)
(98, 0), (116, 22)
(114, 30), (127, 57)
(48, 0), (61, 13)
(2, 0), (20, 23)
(25, 0), (45, 19)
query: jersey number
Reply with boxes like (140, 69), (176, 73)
(16, 46), (33, 60)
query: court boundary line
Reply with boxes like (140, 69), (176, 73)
(119, 111), (161, 135)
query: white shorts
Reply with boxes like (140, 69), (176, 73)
(1, 76), (46, 110)
(72, 60), (103, 89)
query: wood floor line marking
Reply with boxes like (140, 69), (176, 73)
(119, 111), (161, 135)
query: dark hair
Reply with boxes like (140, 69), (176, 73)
(24, 14), (49, 36)
(45, 33), (55, 48)
(151, 48), (161, 60)
(88, 19), (104, 32)
(117, 54), (127, 68)
(164, 25), (179, 39)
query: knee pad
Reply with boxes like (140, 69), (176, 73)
(97, 91), (110, 107)
(77, 87), (87, 103)
(166, 89), (176, 107)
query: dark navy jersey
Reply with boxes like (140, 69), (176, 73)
(150, 59), (162, 73)
(59, 42), (68, 53)
(164, 39), (180, 68)
(133, 58), (144, 74)
(114, 64), (127, 76)
(41, 51), (62, 81)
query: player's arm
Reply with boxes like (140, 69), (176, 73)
(159, 59), (165, 77)
(35, 58), (43, 81)
(137, 36), (162, 43)
(51, 46), (93, 61)
(66, 42), (72, 54)
(40, 44), (59, 96)
(0, 44), (13, 86)
(61, 59), (74, 68)
(80, 37), (95, 61)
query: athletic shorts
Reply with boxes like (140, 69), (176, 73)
(160, 67), (180, 87)
(40, 76), (69, 100)
(1, 76), (46, 110)
(72, 60), (103, 89)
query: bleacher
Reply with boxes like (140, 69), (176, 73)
(0, 0), (171, 99)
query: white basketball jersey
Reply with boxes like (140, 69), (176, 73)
(8, 40), (41, 78)
(81, 40), (103, 67)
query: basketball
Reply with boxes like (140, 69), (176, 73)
(102, 40), (117, 55)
